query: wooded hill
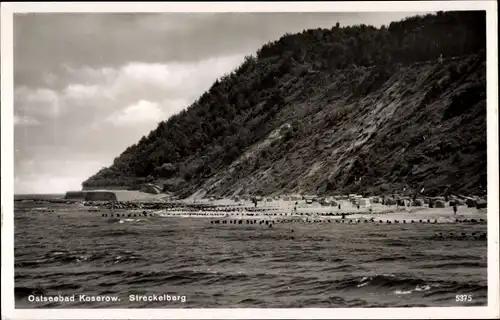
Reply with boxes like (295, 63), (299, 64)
(83, 11), (487, 198)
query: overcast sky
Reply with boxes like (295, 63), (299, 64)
(13, 12), (428, 194)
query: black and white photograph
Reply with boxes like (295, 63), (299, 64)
(1, 1), (499, 319)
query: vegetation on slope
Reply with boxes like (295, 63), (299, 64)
(83, 11), (487, 198)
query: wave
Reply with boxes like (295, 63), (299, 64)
(383, 240), (409, 247)
(119, 270), (218, 286)
(45, 283), (82, 290)
(332, 274), (425, 290)
(411, 253), (482, 261)
(119, 219), (144, 223)
(420, 261), (487, 269)
(394, 284), (438, 295)
(15, 260), (47, 268)
(336, 274), (488, 299)
(269, 256), (345, 263)
(368, 256), (408, 262)
(104, 269), (280, 287)
(316, 273), (463, 298)
(422, 282), (487, 298)
(91, 229), (141, 237)
(16, 250), (145, 268)
(321, 264), (360, 272)
(127, 273), (201, 286)
(365, 233), (389, 237)
(236, 298), (265, 306)
(102, 270), (126, 276)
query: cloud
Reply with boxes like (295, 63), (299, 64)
(15, 159), (103, 194)
(14, 87), (61, 118)
(15, 12), (425, 88)
(106, 100), (163, 126)
(160, 98), (190, 117)
(109, 55), (245, 102)
(63, 84), (100, 100)
(14, 54), (245, 193)
(63, 65), (117, 85)
(15, 175), (84, 195)
(15, 54), (244, 127)
(106, 98), (189, 127)
(14, 115), (40, 126)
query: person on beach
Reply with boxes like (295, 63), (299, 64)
(453, 204), (458, 215)
(338, 204), (341, 210)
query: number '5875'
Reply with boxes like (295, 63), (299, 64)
(456, 295), (472, 302)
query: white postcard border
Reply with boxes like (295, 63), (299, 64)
(1, 1), (498, 319)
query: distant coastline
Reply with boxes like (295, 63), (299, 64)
(14, 194), (65, 200)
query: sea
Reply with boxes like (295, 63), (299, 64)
(14, 195), (487, 308)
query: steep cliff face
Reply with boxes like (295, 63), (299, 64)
(187, 54), (486, 198)
(82, 11), (487, 198)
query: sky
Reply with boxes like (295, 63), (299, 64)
(13, 11), (429, 194)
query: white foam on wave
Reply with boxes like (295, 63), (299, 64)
(76, 255), (90, 263)
(394, 283), (438, 295)
(415, 284), (432, 292)
(119, 218), (142, 223)
(394, 289), (413, 295)
(357, 276), (371, 287)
